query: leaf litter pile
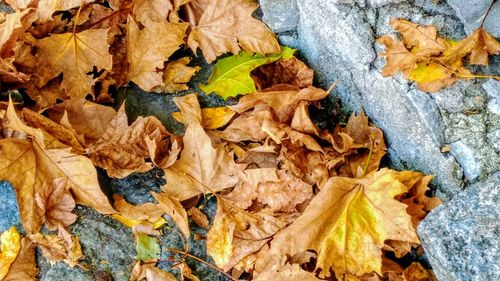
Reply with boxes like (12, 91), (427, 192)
(0, 0), (499, 281)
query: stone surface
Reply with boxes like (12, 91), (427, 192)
(0, 181), (22, 233)
(260, 0), (500, 200)
(448, 0), (499, 37)
(418, 173), (500, 281)
(260, 0), (300, 32)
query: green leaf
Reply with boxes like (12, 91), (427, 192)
(200, 46), (296, 99)
(135, 233), (160, 261)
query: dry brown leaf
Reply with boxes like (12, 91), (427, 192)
(22, 108), (85, 153)
(0, 100), (114, 233)
(37, 0), (94, 22)
(3, 237), (38, 281)
(389, 19), (447, 56)
(86, 105), (171, 178)
(151, 192), (190, 239)
(0, 9), (36, 57)
(34, 178), (77, 231)
(46, 99), (117, 146)
(153, 57), (200, 93)
(252, 57), (314, 90)
(186, 0), (280, 63)
(172, 106), (236, 130)
(187, 207), (209, 230)
(5, 0), (34, 11)
(133, 0), (173, 27)
(113, 194), (165, 223)
(377, 35), (417, 77)
(131, 262), (179, 281)
(442, 27), (500, 66)
(207, 198), (287, 271)
(29, 226), (82, 267)
(255, 169), (419, 279)
(126, 15), (188, 91)
(254, 264), (321, 281)
(162, 94), (245, 200)
(35, 28), (112, 100)
(225, 168), (312, 213)
(402, 262), (436, 281)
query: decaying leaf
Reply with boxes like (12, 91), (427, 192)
(153, 57), (200, 93)
(30, 226), (83, 267)
(252, 57), (314, 90)
(34, 178), (77, 230)
(135, 233), (160, 261)
(255, 169), (419, 279)
(3, 237), (38, 281)
(86, 104), (171, 178)
(0, 227), (21, 280)
(126, 16), (188, 91)
(200, 47), (295, 99)
(36, 28), (112, 100)
(162, 94), (245, 200)
(378, 18), (500, 92)
(172, 106), (236, 129)
(151, 192), (190, 239)
(186, 0), (280, 62)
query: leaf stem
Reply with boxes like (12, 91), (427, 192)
(480, 0), (497, 27)
(163, 248), (238, 281)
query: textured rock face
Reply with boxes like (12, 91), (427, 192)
(417, 173), (500, 281)
(448, 0), (499, 37)
(0, 181), (22, 233)
(260, 0), (500, 200)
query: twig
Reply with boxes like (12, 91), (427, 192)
(480, 0), (497, 27)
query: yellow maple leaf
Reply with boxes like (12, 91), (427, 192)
(255, 169), (419, 279)
(0, 227), (21, 280)
(172, 106), (236, 129)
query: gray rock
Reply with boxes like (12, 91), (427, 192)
(39, 206), (136, 281)
(260, 0), (500, 199)
(0, 181), (22, 233)
(260, 0), (300, 32)
(418, 173), (500, 281)
(448, 0), (500, 37)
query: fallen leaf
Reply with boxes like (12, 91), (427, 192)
(187, 207), (209, 230)
(36, 28), (112, 100)
(135, 233), (160, 261)
(200, 47), (295, 99)
(132, 0), (173, 27)
(442, 27), (500, 66)
(46, 98), (117, 146)
(3, 237), (38, 281)
(0, 227), (21, 280)
(251, 57), (314, 90)
(34, 178), (77, 230)
(172, 106), (236, 129)
(151, 192), (190, 239)
(407, 62), (458, 92)
(0, 9), (36, 57)
(389, 19), (447, 56)
(153, 57), (200, 93)
(402, 262), (436, 281)
(30, 226), (83, 267)
(86, 105), (171, 178)
(126, 15), (188, 91)
(131, 262), (179, 281)
(255, 169), (419, 279)
(113, 194), (165, 222)
(37, 0), (93, 22)
(207, 198), (287, 271)
(162, 94), (245, 200)
(186, 0), (280, 62)
(254, 264), (320, 281)
(5, 0), (33, 11)
(377, 35), (417, 77)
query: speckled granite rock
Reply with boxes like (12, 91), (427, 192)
(418, 173), (500, 281)
(448, 0), (499, 37)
